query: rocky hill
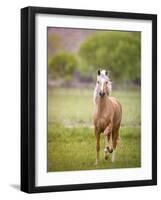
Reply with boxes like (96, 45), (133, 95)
(48, 27), (94, 53)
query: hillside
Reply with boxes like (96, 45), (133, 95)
(48, 27), (94, 54)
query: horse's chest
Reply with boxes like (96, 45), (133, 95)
(96, 109), (111, 121)
(94, 102), (113, 131)
(94, 115), (110, 131)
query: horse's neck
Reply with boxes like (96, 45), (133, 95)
(95, 96), (109, 115)
(94, 87), (110, 113)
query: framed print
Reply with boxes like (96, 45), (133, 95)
(21, 6), (157, 193)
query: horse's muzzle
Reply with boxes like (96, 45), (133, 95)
(99, 91), (105, 97)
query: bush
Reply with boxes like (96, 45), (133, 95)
(48, 52), (77, 79)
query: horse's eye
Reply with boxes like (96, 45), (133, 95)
(106, 81), (108, 84)
(97, 81), (99, 84)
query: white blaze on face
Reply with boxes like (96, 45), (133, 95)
(100, 78), (104, 92)
(94, 69), (112, 103)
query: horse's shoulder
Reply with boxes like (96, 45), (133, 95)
(109, 96), (122, 109)
(109, 96), (117, 103)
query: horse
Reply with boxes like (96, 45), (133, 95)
(93, 69), (122, 164)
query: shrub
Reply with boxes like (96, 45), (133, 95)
(48, 52), (77, 79)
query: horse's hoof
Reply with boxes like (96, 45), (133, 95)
(95, 161), (98, 165)
(104, 151), (109, 160)
(106, 146), (113, 153)
(109, 148), (113, 153)
(104, 154), (108, 160)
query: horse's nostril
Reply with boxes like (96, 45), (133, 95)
(99, 92), (105, 97)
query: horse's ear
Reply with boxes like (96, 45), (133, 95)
(105, 70), (108, 76)
(97, 69), (101, 76)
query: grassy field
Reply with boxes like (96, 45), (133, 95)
(48, 88), (141, 172)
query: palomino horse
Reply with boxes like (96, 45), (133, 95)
(93, 69), (122, 164)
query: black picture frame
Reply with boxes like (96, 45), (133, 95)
(21, 6), (157, 193)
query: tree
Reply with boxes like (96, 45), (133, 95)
(48, 52), (77, 79)
(79, 31), (141, 82)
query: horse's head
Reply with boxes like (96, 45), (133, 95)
(96, 69), (112, 98)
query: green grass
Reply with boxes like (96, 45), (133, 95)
(48, 88), (141, 172)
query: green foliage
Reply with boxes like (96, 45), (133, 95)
(48, 53), (77, 79)
(79, 31), (141, 81)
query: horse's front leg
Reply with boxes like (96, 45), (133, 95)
(95, 128), (100, 165)
(104, 123), (113, 160)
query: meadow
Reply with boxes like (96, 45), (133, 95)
(48, 88), (141, 172)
